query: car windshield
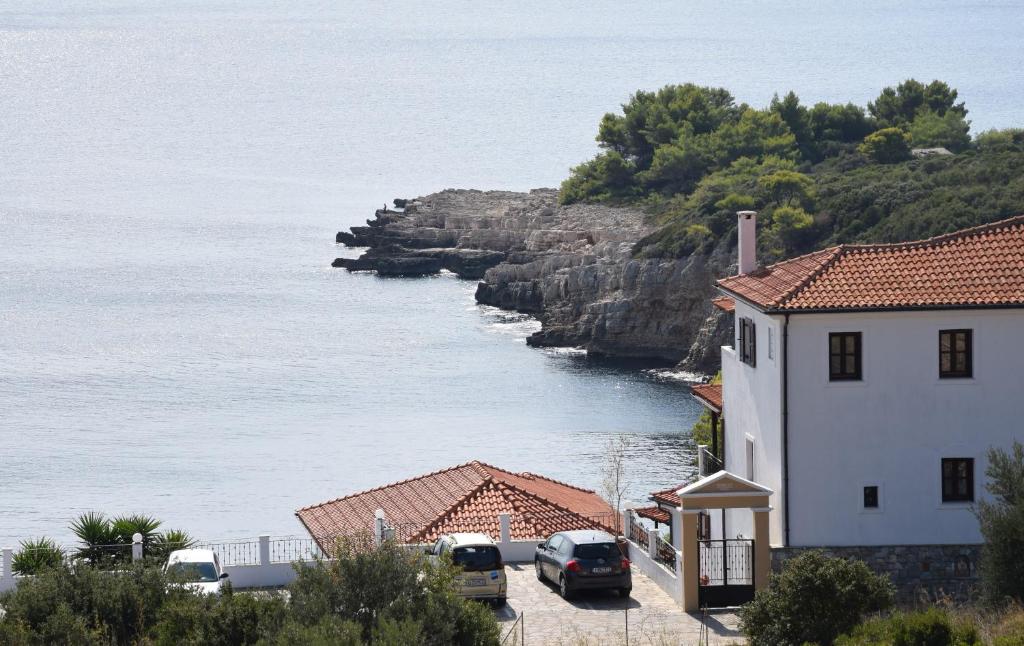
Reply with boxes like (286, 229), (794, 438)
(573, 542), (618, 560)
(167, 561), (219, 583)
(452, 546), (500, 572)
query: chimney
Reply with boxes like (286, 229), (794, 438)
(737, 210), (757, 274)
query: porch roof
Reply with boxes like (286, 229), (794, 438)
(690, 383), (723, 413)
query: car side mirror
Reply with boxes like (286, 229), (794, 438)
(220, 572), (229, 579)
(538, 542), (546, 549)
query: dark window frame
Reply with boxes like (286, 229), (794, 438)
(941, 458), (974, 503)
(939, 329), (973, 379)
(739, 317), (756, 367)
(829, 332), (862, 381)
(863, 485), (879, 509)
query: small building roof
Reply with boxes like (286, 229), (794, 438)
(717, 215), (1024, 312)
(691, 383), (723, 413)
(711, 296), (735, 312)
(296, 461), (615, 549)
(634, 505), (671, 524)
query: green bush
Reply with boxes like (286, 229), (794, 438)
(859, 128), (913, 164)
(11, 538), (64, 576)
(978, 442), (1024, 607)
(739, 550), (895, 646)
(836, 608), (981, 646)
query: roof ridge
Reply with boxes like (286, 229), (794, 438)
(295, 461), (486, 512)
(772, 246), (845, 307)
(407, 478), (497, 543)
(839, 214), (1024, 253)
(477, 460), (597, 494)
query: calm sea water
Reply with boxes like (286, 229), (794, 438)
(2, 1), (1023, 546)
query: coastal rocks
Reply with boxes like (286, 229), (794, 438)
(335, 189), (733, 374)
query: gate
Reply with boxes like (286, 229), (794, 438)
(698, 539), (755, 607)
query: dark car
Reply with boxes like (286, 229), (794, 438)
(534, 530), (631, 599)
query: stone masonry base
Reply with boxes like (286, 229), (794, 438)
(771, 544), (981, 604)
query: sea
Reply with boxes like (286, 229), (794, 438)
(2, 0), (1023, 546)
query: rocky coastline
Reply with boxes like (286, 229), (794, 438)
(334, 189), (733, 374)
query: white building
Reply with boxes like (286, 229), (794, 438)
(681, 212), (1024, 597)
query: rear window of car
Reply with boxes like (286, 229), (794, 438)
(452, 545), (501, 572)
(573, 542), (619, 560)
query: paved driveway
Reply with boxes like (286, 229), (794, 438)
(493, 563), (743, 645)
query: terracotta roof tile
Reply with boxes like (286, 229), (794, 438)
(651, 485), (682, 507)
(711, 296), (735, 312)
(296, 461), (615, 550)
(717, 216), (1024, 312)
(634, 505), (671, 524)
(691, 383), (723, 411)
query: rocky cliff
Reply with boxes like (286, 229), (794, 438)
(334, 189), (734, 374)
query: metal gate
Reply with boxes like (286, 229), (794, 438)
(698, 539), (754, 607)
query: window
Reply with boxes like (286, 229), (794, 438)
(939, 329), (972, 378)
(942, 458), (974, 503)
(768, 327), (775, 360)
(545, 535), (563, 552)
(698, 511), (711, 541)
(863, 486), (879, 509)
(829, 332), (862, 381)
(739, 317), (756, 366)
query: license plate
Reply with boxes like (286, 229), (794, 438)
(466, 578), (486, 586)
(592, 567), (612, 574)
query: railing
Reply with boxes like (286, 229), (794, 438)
(270, 537), (322, 563)
(654, 533), (676, 571)
(629, 516), (649, 546)
(699, 445), (724, 477)
(198, 539), (261, 566)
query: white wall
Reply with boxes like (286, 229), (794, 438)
(786, 308), (1022, 546)
(721, 301), (785, 545)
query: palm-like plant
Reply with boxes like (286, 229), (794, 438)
(70, 511), (125, 564)
(149, 529), (197, 561)
(111, 513), (162, 544)
(11, 537), (64, 575)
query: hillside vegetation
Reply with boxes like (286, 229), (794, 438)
(559, 80), (1024, 264)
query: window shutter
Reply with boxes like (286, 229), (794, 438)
(739, 319), (746, 360)
(750, 322), (757, 367)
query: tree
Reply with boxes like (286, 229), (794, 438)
(600, 435), (631, 536)
(858, 127), (912, 164)
(977, 442), (1024, 606)
(909, 109), (971, 152)
(869, 79), (967, 128)
(740, 551), (895, 646)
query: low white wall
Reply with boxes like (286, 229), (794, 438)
(224, 561), (308, 590)
(626, 539), (682, 605)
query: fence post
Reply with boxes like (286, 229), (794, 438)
(696, 444), (707, 477)
(622, 509), (631, 542)
(648, 525), (658, 559)
(259, 535), (271, 566)
(2, 548), (13, 581)
(132, 533), (143, 562)
(499, 513), (511, 548)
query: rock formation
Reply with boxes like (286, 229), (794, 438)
(334, 188), (734, 374)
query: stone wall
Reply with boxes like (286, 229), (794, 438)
(771, 545), (981, 604)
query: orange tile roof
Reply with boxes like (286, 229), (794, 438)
(717, 215), (1024, 312)
(711, 296), (735, 312)
(296, 461), (615, 549)
(634, 505), (671, 524)
(651, 485), (682, 507)
(691, 383), (723, 411)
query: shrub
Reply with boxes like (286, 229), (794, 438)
(835, 607), (981, 646)
(11, 538), (64, 575)
(978, 442), (1024, 606)
(859, 128), (913, 164)
(740, 550), (895, 646)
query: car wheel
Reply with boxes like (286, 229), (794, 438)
(534, 559), (544, 581)
(559, 575), (573, 600)
(618, 587), (632, 598)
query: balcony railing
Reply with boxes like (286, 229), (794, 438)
(698, 445), (724, 478)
